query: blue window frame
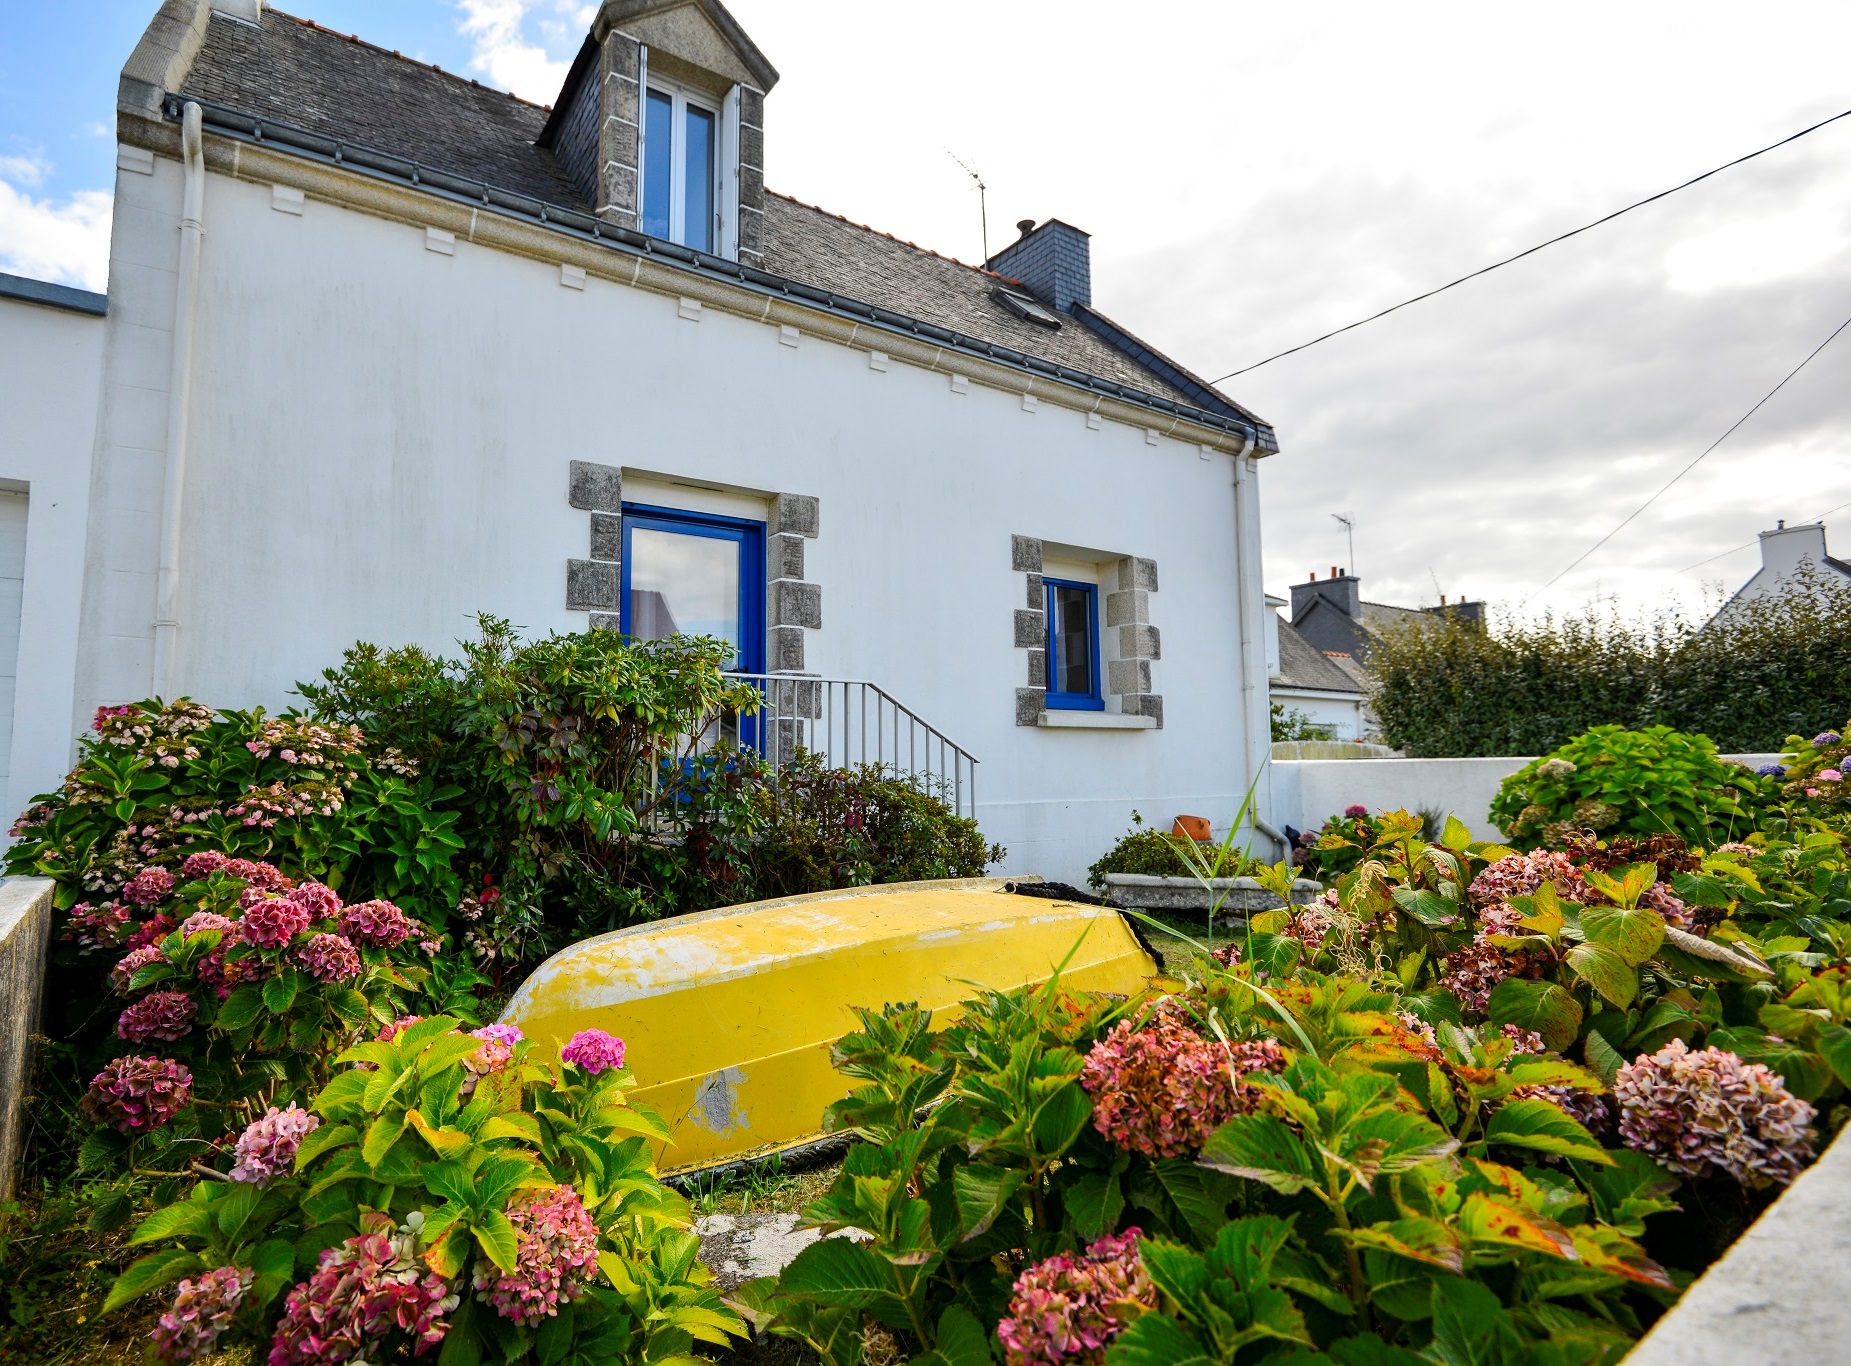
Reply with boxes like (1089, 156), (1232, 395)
(1044, 577), (1103, 711)
(619, 504), (765, 674)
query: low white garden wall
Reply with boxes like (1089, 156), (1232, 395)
(1272, 754), (1783, 844)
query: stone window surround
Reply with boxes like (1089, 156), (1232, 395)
(1011, 535), (1162, 728)
(565, 461), (819, 671)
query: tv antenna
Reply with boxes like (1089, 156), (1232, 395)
(947, 150), (989, 263)
(1332, 513), (1356, 575)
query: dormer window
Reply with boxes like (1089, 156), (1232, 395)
(642, 81), (718, 253)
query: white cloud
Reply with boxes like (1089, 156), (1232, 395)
(1664, 208), (1848, 293)
(455, 0), (571, 104)
(0, 154), (47, 188)
(0, 167), (112, 291)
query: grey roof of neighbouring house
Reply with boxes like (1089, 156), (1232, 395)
(1274, 619), (1362, 695)
(176, 8), (1268, 435)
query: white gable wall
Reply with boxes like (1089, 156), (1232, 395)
(77, 153), (1273, 884)
(0, 290), (101, 823)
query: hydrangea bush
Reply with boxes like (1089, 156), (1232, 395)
(107, 1020), (742, 1364)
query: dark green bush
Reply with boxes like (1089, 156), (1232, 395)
(1371, 565), (1851, 756)
(1086, 813), (1256, 890)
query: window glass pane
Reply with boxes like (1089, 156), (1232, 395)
(683, 104), (716, 253)
(642, 89), (673, 239)
(1052, 585), (1094, 695)
(628, 526), (742, 665)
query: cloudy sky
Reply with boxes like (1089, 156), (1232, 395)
(4, 1), (1849, 619)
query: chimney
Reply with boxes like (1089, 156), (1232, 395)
(1757, 521), (1831, 583)
(986, 218), (1092, 313)
(1290, 569), (1361, 622)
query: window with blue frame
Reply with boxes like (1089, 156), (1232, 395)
(1044, 577), (1103, 710)
(619, 505), (765, 673)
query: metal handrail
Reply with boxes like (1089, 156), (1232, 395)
(724, 672), (980, 820)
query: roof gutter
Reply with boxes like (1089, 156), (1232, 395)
(162, 95), (1267, 450)
(152, 100), (205, 698)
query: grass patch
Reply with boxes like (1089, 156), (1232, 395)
(683, 1153), (841, 1219)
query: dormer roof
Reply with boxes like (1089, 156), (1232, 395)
(590, 0), (778, 92)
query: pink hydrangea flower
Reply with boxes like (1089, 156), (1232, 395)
(339, 899), (418, 949)
(298, 932), (362, 983)
(153, 1265), (252, 1364)
(240, 895), (312, 949)
(559, 1029), (626, 1075)
(1344, 803), (1369, 819)
(117, 990), (199, 1044)
(996, 1230), (1156, 1366)
(1820, 769), (1844, 782)
(123, 867), (178, 907)
(471, 1185), (600, 1326)
(459, 1024), (523, 1096)
(64, 900), (133, 951)
(377, 1015), (426, 1045)
(1616, 1038), (1814, 1188)
(223, 858), (290, 890)
(83, 1055), (193, 1131)
(127, 912), (179, 952)
(111, 944), (167, 994)
(229, 1103), (321, 1185)
(180, 911), (237, 941)
(268, 1229), (457, 1364)
(180, 850), (231, 879)
(286, 881), (343, 920)
(1081, 1016), (1284, 1158)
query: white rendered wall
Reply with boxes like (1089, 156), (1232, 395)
(1270, 689), (1363, 742)
(0, 291), (102, 824)
(79, 159), (1275, 886)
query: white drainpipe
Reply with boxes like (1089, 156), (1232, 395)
(152, 101), (205, 697)
(1231, 433), (1288, 859)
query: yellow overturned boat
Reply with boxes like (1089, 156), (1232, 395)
(499, 877), (1156, 1173)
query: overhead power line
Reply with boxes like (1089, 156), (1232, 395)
(1528, 309), (1851, 602)
(1209, 104), (1851, 383)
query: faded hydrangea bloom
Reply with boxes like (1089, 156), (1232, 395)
(152, 1265), (253, 1364)
(117, 990), (199, 1043)
(1468, 851), (1591, 911)
(460, 1024), (523, 1097)
(1081, 1015), (1284, 1158)
(1615, 1039), (1814, 1188)
(376, 1014), (426, 1045)
(297, 932), (362, 983)
(996, 1230), (1156, 1366)
(111, 943), (167, 994)
(268, 1224), (458, 1364)
(340, 898), (418, 949)
(560, 1028), (626, 1075)
(1537, 758), (1578, 781)
(83, 1055), (193, 1131)
(472, 1185), (600, 1326)
(239, 895), (312, 948)
(122, 866), (177, 907)
(229, 1103), (321, 1185)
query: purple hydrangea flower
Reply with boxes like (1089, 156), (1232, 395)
(559, 1029), (626, 1075)
(229, 1103), (321, 1185)
(1344, 804), (1369, 820)
(117, 990), (199, 1044)
(1813, 731), (1842, 748)
(297, 932), (362, 983)
(153, 1265), (252, 1364)
(83, 1055), (193, 1132)
(1757, 763), (1788, 777)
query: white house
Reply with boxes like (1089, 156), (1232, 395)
(1710, 521), (1850, 627)
(1263, 594), (1365, 742)
(0, 0), (1288, 884)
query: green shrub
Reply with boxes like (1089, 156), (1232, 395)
(1270, 702), (1336, 743)
(108, 1016), (742, 1363)
(1369, 565), (1851, 756)
(1489, 725), (1772, 846)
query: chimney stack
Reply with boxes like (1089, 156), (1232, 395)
(986, 218), (1092, 313)
(1290, 568), (1361, 622)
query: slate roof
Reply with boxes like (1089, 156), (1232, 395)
(176, 8), (1262, 429)
(1273, 619), (1362, 695)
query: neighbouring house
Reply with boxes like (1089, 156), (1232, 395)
(1263, 593), (1364, 741)
(1709, 521), (1851, 627)
(1282, 567), (1482, 738)
(0, 0), (1288, 883)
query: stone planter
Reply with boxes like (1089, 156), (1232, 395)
(1102, 873), (1322, 914)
